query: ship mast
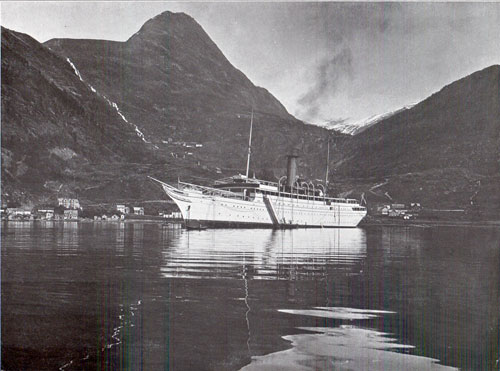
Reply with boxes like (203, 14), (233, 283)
(325, 138), (330, 194)
(245, 109), (254, 178)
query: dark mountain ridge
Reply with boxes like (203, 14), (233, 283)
(3, 13), (342, 206)
(1, 27), (155, 205)
(337, 65), (500, 177)
(45, 12), (296, 141)
(332, 65), (500, 213)
(44, 11), (340, 184)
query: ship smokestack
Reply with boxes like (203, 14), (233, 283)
(286, 149), (299, 188)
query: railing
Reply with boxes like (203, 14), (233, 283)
(179, 181), (251, 200)
(213, 176), (279, 188)
(301, 182), (310, 201)
(258, 189), (360, 205)
(177, 180), (361, 205)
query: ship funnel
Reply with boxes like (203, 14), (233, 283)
(286, 149), (300, 188)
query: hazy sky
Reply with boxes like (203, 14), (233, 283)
(2, 2), (500, 125)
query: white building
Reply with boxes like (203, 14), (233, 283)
(133, 207), (144, 215)
(38, 209), (54, 220)
(6, 208), (32, 220)
(116, 204), (130, 214)
(64, 209), (79, 220)
(58, 198), (81, 209)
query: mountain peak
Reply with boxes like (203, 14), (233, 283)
(127, 10), (203, 43)
(152, 10), (194, 21)
(141, 10), (197, 28)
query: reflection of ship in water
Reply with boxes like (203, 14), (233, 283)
(160, 228), (367, 280)
(159, 227), (368, 363)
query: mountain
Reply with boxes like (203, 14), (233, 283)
(3, 13), (340, 206)
(44, 11), (334, 176)
(3, 11), (499, 217)
(1, 27), (159, 206)
(325, 103), (416, 135)
(332, 65), (500, 214)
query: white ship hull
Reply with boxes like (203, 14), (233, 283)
(158, 181), (366, 228)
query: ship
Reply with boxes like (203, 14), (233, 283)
(150, 113), (367, 228)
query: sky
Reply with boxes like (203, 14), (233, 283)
(2, 2), (500, 125)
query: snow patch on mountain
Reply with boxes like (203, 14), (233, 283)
(325, 103), (417, 135)
(66, 58), (84, 82)
(64, 57), (156, 147)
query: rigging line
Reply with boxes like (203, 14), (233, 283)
(245, 108), (254, 179)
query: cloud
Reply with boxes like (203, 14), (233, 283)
(296, 47), (353, 122)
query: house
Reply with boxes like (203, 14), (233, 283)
(133, 207), (144, 215)
(116, 204), (130, 214)
(58, 198), (81, 209)
(111, 214), (120, 221)
(64, 209), (79, 220)
(388, 210), (401, 218)
(389, 204), (408, 216)
(101, 215), (108, 221)
(37, 209), (54, 220)
(409, 203), (422, 213)
(183, 142), (203, 148)
(94, 215), (101, 221)
(6, 208), (31, 220)
(5, 208), (17, 220)
(163, 211), (182, 219)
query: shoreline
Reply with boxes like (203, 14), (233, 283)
(3, 218), (499, 229)
(1, 218), (183, 224)
(359, 216), (500, 228)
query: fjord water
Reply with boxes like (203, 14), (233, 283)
(1, 222), (499, 370)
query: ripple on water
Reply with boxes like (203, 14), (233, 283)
(241, 307), (458, 371)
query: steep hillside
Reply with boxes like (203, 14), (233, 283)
(338, 65), (500, 177)
(45, 11), (336, 175)
(332, 65), (500, 213)
(3, 13), (346, 206)
(1, 27), (154, 205)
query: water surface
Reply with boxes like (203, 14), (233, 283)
(2, 222), (499, 370)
